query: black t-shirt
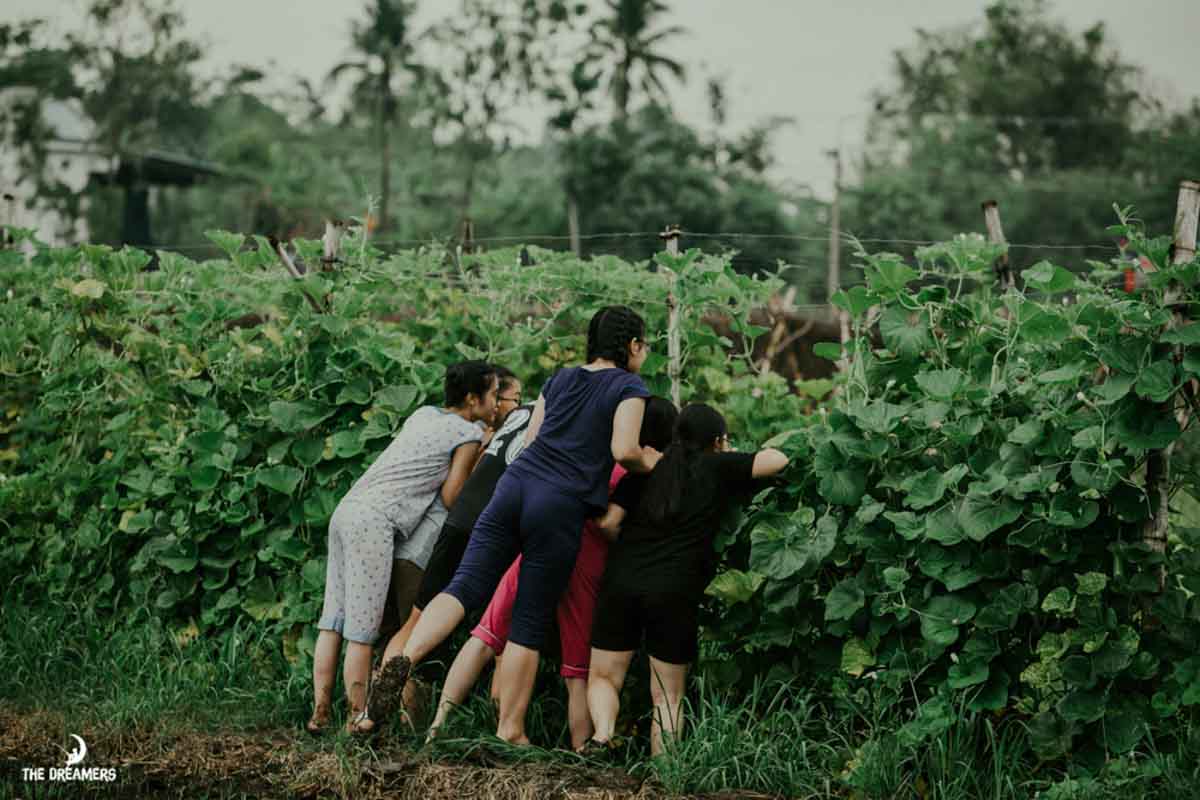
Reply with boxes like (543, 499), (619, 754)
(603, 450), (758, 595)
(445, 405), (534, 530)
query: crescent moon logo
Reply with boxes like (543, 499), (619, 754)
(65, 734), (87, 767)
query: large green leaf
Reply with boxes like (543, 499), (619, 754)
(915, 368), (965, 400)
(1021, 261), (1076, 293)
(1135, 360), (1176, 402)
(706, 570), (765, 604)
(920, 595), (977, 647)
(879, 307), (931, 357)
(257, 465), (304, 496)
(269, 400), (335, 433)
(824, 580), (866, 622)
(958, 496), (1022, 541)
(819, 469), (866, 506)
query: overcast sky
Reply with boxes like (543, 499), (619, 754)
(9, 0), (1200, 198)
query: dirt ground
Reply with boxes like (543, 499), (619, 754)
(0, 707), (778, 800)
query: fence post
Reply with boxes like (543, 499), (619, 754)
(660, 223), (683, 408)
(1142, 179), (1200, 568)
(321, 219), (345, 271)
(2, 193), (14, 249)
(460, 217), (475, 254)
(982, 200), (1013, 290)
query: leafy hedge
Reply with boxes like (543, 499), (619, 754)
(0, 228), (793, 664)
(703, 221), (1200, 763)
(4, 215), (1200, 765)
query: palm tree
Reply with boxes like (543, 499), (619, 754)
(588, 0), (686, 121)
(328, 0), (420, 233)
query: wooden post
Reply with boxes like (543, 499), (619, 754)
(567, 193), (582, 256)
(982, 200), (1013, 290)
(2, 193), (14, 249)
(660, 223), (683, 407)
(321, 219), (345, 271)
(826, 149), (842, 312)
(460, 217), (475, 255)
(1143, 179), (1200, 565)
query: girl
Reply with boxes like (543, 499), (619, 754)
(366, 306), (661, 743)
(308, 361), (498, 735)
(584, 403), (789, 756)
(428, 396), (678, 749)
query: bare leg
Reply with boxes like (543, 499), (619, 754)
(343, 640), (374, 732)
(493, 642), (539, 745)
(309, 629), (341, 730)
(648, 657), (689, 757)
(429, 637), (497, 738)
(586, 649), (634, 746)
(489, 655), (503, 705)
(565, 677), (593, 751)
(401, 593), (466, 664)
(380, 607), (420, 668)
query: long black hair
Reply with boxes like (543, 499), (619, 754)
(643, 403), (727, 523)
(640, 396), (678, 452)
(586, 305), (645, 370)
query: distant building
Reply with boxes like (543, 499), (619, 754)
(1, 88), (228, 248)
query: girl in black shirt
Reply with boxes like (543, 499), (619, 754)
(585, 403), (789, 756)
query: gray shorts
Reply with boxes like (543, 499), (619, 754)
(318, 502), (422, 644)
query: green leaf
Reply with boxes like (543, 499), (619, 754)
(1021, 261), (1076, 293)
(257, 465), (304, 496)
(841, 637), (875, 678)
(915, 368), (965, 400)
(1008, 419), (1043, 445)
(1019, 311), (1071, 345)
(1092, 375), (1133, 405)
(824, 580), (866, 621)
(903, 465), (968, 511)
(376, 385), (419, 413)
(958, 496), (1022, 541)
(190, 466), (221, 492)
(330, 428), (365, 458)
(1075, 572), (1108, 596)
(1028, 711), (1074, 760)
(813, 342), (842, 361)
(865, 257), (917, 297)
(269, 400), (335, 433)
(1042, 587), (1075, 615)
(292, 437), (325, 468)
(302, 559), (326, 590)
(920, 595), (977, 647)
(1161, 324), (1200, 345)
(883, 567), (909, 591)
(819, 469), (866, 506)
(1059, 689), (1106, 724)
(884, 511), (924, 540)
(879, 307), (931, 357)
(1036, 362), (1088, 385)
(706, 569), (765, 604)
(335, 377), (373, 405)
(1135, 360), (1176, 402)
(155, 588), (181, 609)
(831, 285), (880, 317)
(924, 504), (966, 546)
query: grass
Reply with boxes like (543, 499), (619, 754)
(4, 599), (1200, 799)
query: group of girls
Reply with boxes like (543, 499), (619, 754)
(309, 306), (789, 754)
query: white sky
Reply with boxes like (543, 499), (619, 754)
(7, 0), (1199, 199)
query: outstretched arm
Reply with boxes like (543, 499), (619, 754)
(611, 397), (660, 474)
(441, 442), (482, 508)
(523, 394), (546, 445)
(751, 448), (789, 479)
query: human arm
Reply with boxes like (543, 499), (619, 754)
(523, 394), (546, 445)
(440, 441), (482, 508)
(593, 503), (627, 543)
(611, 397), (660, 473)
(751, 448), (789, 479)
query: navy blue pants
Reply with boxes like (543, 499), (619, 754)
(443, 471), (587, 650)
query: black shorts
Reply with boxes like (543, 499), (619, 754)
(589, 583), (701, 665)
(414, 520), (473, 612)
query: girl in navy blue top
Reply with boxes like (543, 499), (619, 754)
(360, 306), (662, 740)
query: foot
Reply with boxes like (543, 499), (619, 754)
(366, 655), (412, 724)
(346, 709), (376, 736)
(576, 736), (621, 759)
(306, 705), (331, 735)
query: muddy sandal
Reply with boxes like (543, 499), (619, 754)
(365, 655), (412, 724)
(346, 708), (377, 737)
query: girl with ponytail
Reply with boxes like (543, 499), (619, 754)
(584, 403), (789, 757)
(365, 306), (662, 744)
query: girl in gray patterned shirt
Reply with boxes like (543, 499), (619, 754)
(308, 361), (498, 735)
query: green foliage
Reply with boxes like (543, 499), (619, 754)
(700, 217), (1200, 765)
(0, 228), (779, 669)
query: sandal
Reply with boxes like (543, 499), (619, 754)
(346, 708), (377, 737)
(365, 655), (412, 724)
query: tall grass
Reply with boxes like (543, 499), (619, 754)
(5, 598), (1200, 798)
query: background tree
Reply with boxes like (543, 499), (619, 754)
(327, 0), (421, 234)
(587, 0), (686, 121)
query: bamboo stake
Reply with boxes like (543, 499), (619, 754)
(1143, 179), (1200, 567)
(268, 236), (324, 313)
(661, 224), (683, 407)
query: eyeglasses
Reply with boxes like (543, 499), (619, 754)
(498, 395), (521, 404)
